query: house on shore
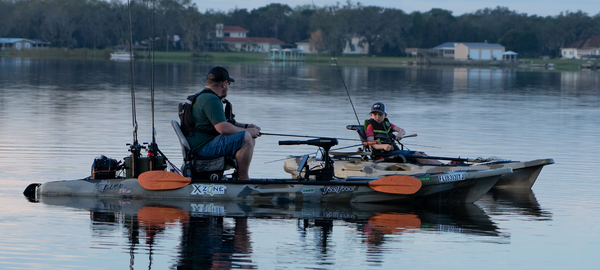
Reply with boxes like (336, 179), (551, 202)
(561, 36), (600, 59)
(294, 36), (368, 55)
(0, 38), (50, 50)
(433, 42), (505, 60)
(295, 38), (314, 53)
(433, 42), (458, 58)
(343, 36), (369, 55)
(216, 23), (284, 52)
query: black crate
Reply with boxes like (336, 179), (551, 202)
(92, 156), (120, 179)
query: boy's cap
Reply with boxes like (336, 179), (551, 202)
(207, 66), (234, 82)
(370, 102), (387, 114)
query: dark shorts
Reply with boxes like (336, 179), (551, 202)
(197, 131), (246, 158)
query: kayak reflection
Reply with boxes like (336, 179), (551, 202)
(477, 188), (553, 220)
(41, 197), (509, 268)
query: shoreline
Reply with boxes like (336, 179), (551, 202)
(1, 48), (596, 71)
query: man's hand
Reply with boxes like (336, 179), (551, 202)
(247, 124), (261, 132)
(246, 127), (261, 138)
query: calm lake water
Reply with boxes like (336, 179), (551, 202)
(1, 57), (599, 269)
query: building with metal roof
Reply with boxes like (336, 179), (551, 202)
(0, 38), (51, 50)
(433, 42), (505, 60)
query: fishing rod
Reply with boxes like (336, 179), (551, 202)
(358, 134), (438, 148)
(311, 0), (360, 125)
(142, 0), (179, 173)
(261, 132), (422, 142)
(309, 2), (441, 152)
(147, 0), (160, 170)
(148, 0), (156, 146)
(264, 143), (364, 164)
(127, 0), (137, 144)
(260, 132), (359, 141)
(264, 134), (422, 164)
(126, 0), (143, 178)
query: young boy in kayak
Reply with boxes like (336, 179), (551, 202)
(365, 102), (442, 165)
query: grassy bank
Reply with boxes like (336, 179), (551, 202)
(123, 51), (600, 71)
(3, 48), (111, 59)
(3, 48), (596, 71)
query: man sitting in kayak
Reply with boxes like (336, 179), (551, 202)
(365, 102), (442, 165)
(186, 66), (261, 180)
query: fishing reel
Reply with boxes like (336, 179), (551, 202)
(123, 141), (167, 178)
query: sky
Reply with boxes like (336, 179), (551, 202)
(194, 0), (599, 17)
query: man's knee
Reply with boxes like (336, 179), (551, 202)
(243, 131), (255, 147)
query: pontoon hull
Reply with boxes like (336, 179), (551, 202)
(27, 168), (511, 204)
(284, 157), (553, 189)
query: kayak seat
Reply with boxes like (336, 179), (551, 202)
(346, 125), (368, 142)
(171, 120), (237, 181)
(346, 124), (412, 163)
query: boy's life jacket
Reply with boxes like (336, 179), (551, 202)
(179, 89), (236, 137)
(364, 118), (399, 152)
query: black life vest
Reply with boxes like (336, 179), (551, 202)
(364, 118), (399, 151)
(182, 89), (235, 137)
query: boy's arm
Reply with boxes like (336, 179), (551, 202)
(366, 134), (394, 151)
(370, 143), (394, 151)
(392, 126), (406, 140)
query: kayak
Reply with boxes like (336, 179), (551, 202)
(282, 125), (553, 189)
(283, 155), (553, 189)
(24, 167), (511, 204)
(23, 135), (513, 204)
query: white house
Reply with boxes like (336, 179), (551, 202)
(216, 24), (285, 52)
(295, 38), (315, 53)
(0, 38), (34, 50)
(216, 24), (248, 38)
(343, 36), (368, 55)
(222, 37), (285, 52)
(561, 36), (600, 59)
(295, 36), (368, 54)
(433, 42), (458, 58)
(0, 38), (51, 50)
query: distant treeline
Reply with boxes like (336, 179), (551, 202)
(1, 0), (599, 57)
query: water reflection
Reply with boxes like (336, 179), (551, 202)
(477, 189), (552, 220)
(39, 197), (511, 268)
(2, 58), (598, 100)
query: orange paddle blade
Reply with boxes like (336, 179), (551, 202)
(368, 175), (422, 194)
(138, 171), (191, 190)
